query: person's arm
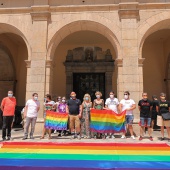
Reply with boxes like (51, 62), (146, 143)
(117, 104), (120, 113)
(1, 99), (5, 112)
(126, 104), (136, 111)
(119, 103), (123, 112)
(93, 100), (95, 109)
(79, 104), (82, 118)
(102, 99), (104, 109)
(156, 105), (159, 113)
(24, 105), (28, 118)
(66, 105), (69, 114)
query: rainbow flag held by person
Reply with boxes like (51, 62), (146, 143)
(45, 111), (68, 130)
(90, 109), (126, 133)
(0, 142), (170, 170)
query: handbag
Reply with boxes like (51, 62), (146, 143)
(162, 112), (170, 120)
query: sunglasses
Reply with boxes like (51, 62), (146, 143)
(124, 94), (128, 95)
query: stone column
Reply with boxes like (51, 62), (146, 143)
(25, 5), (50, 119)
(118, 3), (141, 121)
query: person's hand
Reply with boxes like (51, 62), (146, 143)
(78, 114), (82, 118)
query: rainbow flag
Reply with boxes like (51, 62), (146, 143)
(90, 109), (126, 133)
(45, 111), (68, 130)
(0, 142), (170, 169)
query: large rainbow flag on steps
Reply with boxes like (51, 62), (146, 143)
(45, 111), (68, 130)
(90, 109), (126, 133)
(0, 142), (170, 169)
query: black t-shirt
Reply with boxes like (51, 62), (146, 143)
(67, 98), (81, 115)
(159, 100), (170, 115)
(138, 99), (152, 118)
(152, 100), (159, 111)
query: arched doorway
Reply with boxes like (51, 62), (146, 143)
(142, 29), (170, 99)
(0, 32), (28, 106)
(51, 30), (117, 101)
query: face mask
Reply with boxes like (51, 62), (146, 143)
(8, 93), (13, 98)
(85, 97), (89, 101)
(110, 95), (114, 98)
(34, 97), (38, 101)
(71, 95), (76, 99)
(96, 95), (100, 98)
(124, 95), (128, 99)
(161, 97), (166, 101)
(62, 99), (66, 103)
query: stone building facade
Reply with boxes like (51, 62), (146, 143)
(0, 0), (170, 120)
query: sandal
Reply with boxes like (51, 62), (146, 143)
(40, 136), (44, 139)
(48, 136), (52, 140)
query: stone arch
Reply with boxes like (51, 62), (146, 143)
(0, 43), (16, 80)
(47, 18), (121, 60)
(138, 11), (170, 58)
(0, 23), (31, 60)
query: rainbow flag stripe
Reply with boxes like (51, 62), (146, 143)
(90, 109), (126, 133)
(45, 111), (68, 130)
(0, 142), (170, 170)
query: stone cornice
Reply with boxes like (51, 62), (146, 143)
(0, 3), (170, 14)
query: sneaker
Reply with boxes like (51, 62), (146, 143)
(30, 136), (34, 139)
(131, 135), (135, 140)
(106, 136), (110, 139)
(111, 135), (115, 139)
(7, 137), (11, 141)
(121, 135), (126, 139)
(159, 137), (164, 141)
(139, 136), (143, 141)
(77, 135), (81, 140)
(149, 136), (153, 141)
(2, 138), (6, 141)
(22, 136), (27, 140)
(54, 130), (57, 134)
(70, 135), (75, 140)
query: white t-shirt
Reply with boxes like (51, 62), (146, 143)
(120, 99), (135, 115)
(105, 98), (119, 113)
(26, 99), (40, 118)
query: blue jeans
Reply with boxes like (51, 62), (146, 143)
(140, 117), (151, 127)
(125, 115), (134, 125)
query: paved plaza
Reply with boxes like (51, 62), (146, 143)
(0, 123), (169, 145)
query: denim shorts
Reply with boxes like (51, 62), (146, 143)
(140, 117), (151, 127)
(125, 115), (134, 125)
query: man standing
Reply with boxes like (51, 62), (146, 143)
(119, 91), (136, 139)
(138, 92), (153, 141)
(23, 93), (40, 140)
(105, 91), (119, 139)
(1, 90), (16, 141)
(67, 91), (82, 139)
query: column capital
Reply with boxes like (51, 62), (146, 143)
(118, 2), (140, 21)
(115, 58), (123, 67)
(46, 60), (55, 68)
(138, 58), (145, 67)
(25, 60), (31, 68)
(31, 5), (51, 21)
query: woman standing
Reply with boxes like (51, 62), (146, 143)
(40, 94), (55, 139)
(81, 94), (92, 138)
(156, 93), (170, 142)
(57, 96), (68, 136)
(93, 91), (104, 139)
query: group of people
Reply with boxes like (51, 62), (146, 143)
(1, 90), (170, 142)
